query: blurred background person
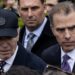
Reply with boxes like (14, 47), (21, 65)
(44, 0), (75, 15)
(44, 0), (58, 14)
(2, 0), (19, 17)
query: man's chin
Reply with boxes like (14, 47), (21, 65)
(63, 46), (74, 52)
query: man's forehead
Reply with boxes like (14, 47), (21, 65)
(53, 12), (75, 28)
(19, 0), (44, 8)
(19, 0), (42, 5)
(53, 11), (75, 22)
(55, 24), (75, 29)
(53, 10), (75, 17)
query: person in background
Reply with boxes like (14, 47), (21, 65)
(42, 1), (75, 73)
(44, 0), (75, 15)
(18, 0), (57, 57)
(2, 0), (19, 17)
(44, 0), (58, 14)
(0, 9), (46, 74)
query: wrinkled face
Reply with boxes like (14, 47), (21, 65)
(52, 12), (75, 52)
(18, 0), (45, 31)
(0, 35), (18, 60)
(45, 0), (58, 13)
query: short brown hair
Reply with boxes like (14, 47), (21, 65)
(48, 1), (75, 27)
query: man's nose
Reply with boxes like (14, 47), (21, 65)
(28, 9), (33, 17)
(65, 29), (71, 40)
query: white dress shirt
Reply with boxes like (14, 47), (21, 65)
(61, 48), (75, 72)
(3, 46), (18, 72)
(24, 17), (47, 51)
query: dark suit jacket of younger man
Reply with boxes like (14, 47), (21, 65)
(11, 42), (46, 73)
(42, 44), (75, 73)
(19, 16), (57, 57)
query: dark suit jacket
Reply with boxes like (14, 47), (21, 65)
(42, 44), (75, 73)
(11, 42), (46, 73)
(19, 16), (57, 57)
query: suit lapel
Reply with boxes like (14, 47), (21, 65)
(53, 44), (61, 68)
(12, 42), (29, 65)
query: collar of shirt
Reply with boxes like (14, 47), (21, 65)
(4, 46), (18, 72)
(61, 47), (75, 62)
(61, 47), (75, 71)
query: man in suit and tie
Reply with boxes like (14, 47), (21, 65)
(18, 0), (57, 57)
(0, 9), (46, 73)
(42, 1), (75, 73)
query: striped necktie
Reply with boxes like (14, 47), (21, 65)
(26, 33), (35, 52)
(0, 61), (6, 73)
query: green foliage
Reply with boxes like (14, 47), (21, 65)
(18, 18), (24, 28)
(0, 0), (3, 7)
